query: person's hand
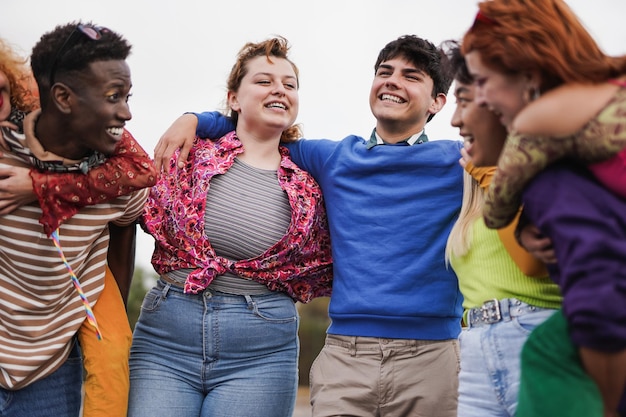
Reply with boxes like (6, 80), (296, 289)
(0, 120), (18, 130)
(0, 164), (37, 215)
(153, 113), (198, 173)
(518, 224), (557, 264)
(0, 121), (17, 151)
(459, 147), (472, 168)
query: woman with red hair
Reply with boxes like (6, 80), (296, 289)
(464, 0), (626, 231)
(462, 1), (626, 416)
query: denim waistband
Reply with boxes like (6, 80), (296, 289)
(465, 298), (550, 327)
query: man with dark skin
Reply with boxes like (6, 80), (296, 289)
(0, 22), (152, 417)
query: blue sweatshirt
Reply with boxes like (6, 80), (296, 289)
(196, 112), (464, 340)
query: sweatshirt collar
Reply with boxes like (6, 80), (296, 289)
(366, 129), (429, 149)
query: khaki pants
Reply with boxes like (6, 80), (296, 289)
(310, 334), (460, 417)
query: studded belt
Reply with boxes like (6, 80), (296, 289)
(466, 298), (548, 327)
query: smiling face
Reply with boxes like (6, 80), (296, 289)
(451, 79), (507, 166)
(64, 59), (132, 158)
(228, 55), (298, 139)
(464, 50), (530, 131)
(369, 57), (444, 141)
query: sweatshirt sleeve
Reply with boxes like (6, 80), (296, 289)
(30, 130), (157, 236)
(194, 111), (235, 139)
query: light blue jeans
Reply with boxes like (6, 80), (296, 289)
(128, 279), (299, 417)
(458, 299), (557, 417)
(0, 341), (82, 417)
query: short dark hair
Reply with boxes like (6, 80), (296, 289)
(31, 21), (131, 100)
(374, 35), (453, 122)
(442, 40), (473, 85)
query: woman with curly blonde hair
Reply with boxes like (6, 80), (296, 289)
(0, 38), (38, 127)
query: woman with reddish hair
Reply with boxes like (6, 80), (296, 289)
(128, 37), (332, 417)
(462, 1), (626, 416)
(0, 39), (39, 123)
(464, 0), (626, 230)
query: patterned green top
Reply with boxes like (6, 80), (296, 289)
(484, 86), (626, 229)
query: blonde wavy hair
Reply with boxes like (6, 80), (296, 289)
(0, 39), (39, 113)
(445, 171), (485, 264)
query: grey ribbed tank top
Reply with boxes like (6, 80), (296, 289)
(167, 158), (291, 294)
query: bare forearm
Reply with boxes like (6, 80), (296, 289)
(107, 222), (137, 305)
(579, 346), (626, 416)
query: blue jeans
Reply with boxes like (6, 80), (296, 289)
(458, 299), (557, 417)
(128, 279), (300, 417)
(0, 341), (82, 417)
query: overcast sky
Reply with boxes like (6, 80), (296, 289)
(2, 0), (625, 272)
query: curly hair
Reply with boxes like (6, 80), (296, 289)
(30, 21), (132, 105)
(0, 39), (39, 113)
(442, 40), (473, 86)
(374, 35), (454, 122)
(224, 36), (302, 143)
(462, 0), (626, 92)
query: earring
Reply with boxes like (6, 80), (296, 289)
(523, 86), (540, 103)
(532, 87), (540, 101)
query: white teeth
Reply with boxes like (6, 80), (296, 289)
(107, 127), (123, 137)
(266, 102), (286, 109)
(381, 94), (405, 104)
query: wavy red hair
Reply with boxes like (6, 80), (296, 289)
(462, 0), (626, 92)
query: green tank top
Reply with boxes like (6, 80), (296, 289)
(451, 217), (562, 311)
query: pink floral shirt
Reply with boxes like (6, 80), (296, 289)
(143, 131), (332, 303)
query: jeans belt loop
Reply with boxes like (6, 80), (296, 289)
(349, 336), (357, 357)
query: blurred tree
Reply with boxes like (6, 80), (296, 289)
(126, 266), (157, 329)
(297, 297), (330, 386)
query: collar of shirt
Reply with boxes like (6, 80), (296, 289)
(5, 109), (107, 174)
(365, 129), (429, 149)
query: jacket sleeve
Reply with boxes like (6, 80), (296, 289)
(523, 164), (626, 351)
(30, 130), (157, 236)
(195, 111), (235, 139)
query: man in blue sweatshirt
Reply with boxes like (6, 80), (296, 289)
(155, 35), (463, 417)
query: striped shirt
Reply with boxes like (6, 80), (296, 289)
(0, 126), (148, 390)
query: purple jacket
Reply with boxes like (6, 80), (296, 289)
(522, 163), (626, 352)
